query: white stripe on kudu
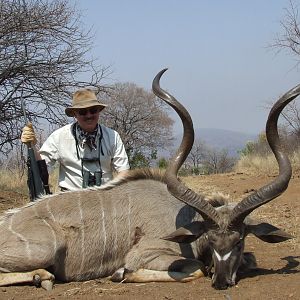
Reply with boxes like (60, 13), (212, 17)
(9, 215), (31, 260)
(99, 201), (107, 271)
(214, 249), (232, 262)
(78, 196), (85, 273)
(113, 203), (118, 256)
(46, 200), (56, 222)
(128, 198), (131, 248)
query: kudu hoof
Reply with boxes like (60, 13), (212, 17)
(111, 267), (126, 282)
(32, 270), (55, 290)
(41, 279), (54, 291)
(33, 275), (54, 290)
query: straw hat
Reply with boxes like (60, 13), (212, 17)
(65, 89), (107, 117)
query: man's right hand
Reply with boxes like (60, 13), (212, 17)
(21, 122), (37, 145)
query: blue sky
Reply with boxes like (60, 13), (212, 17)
(76, 0), (300, 135)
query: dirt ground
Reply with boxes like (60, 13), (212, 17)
(0, 172), (299, 300)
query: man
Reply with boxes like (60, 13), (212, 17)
(21, 88), (130, 191)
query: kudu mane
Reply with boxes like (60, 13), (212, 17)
(0, 167), (226, 222)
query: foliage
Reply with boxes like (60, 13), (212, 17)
(235, 127), (300, 174)
(238, 129), (300, 159)
(100, 82), (174, 163)
(239, 141), (255, 157)
(129, 151), (149, 168)
(157, 157), (168, 169)
(238, 132), (270, 157)
(0, 0), (109, 155)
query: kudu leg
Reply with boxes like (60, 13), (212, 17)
(112, 253), (205, 283)
(0, 269), (55, 290)
(111, 267), (204, 283)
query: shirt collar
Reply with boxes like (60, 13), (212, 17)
(76, 123), (99, 150)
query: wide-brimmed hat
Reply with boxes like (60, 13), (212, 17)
(65, 88), (107, 117)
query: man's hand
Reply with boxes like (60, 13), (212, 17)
(21, 122), (37, 145)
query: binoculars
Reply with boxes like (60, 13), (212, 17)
(82, 171), (102, 188)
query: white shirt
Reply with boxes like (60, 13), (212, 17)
(39, 123), (130, 190)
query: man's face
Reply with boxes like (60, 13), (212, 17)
(74, 106), (100, 132)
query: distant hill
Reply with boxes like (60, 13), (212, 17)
(170, 128), (258, 157)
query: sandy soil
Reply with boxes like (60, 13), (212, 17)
(0, 172), (299, 300)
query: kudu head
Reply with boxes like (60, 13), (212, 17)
(152, 69), (298, 290)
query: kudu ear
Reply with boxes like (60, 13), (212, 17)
(246, 219), (293, 243)
(161, 221), (205, 244)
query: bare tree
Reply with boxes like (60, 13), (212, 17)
(0, 0), (110, 155)
(270, 0), (300, 137)
(182, 140), (235, 175)
(203, 148), (236, 174)
(280, 100), (300, 137)
(272, 0), (300, 64)
(183, 139), (207, 174)
(187, 140), (207, 168)
(100, 82), (174, 165)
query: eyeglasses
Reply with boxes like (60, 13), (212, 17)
(77, 107), (99, 116)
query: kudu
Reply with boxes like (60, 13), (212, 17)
(0, 69), (296, 291)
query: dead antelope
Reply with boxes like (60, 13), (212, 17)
(0, 69), (296, 291)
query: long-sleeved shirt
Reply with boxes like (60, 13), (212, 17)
(39, 123), (130, 190)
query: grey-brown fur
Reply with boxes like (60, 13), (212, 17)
(0, 170), (284, 287)
(0, 170), (282, 288)
(0, 171), (206, 281)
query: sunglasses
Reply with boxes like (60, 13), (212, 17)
(77, 107), (99, 116)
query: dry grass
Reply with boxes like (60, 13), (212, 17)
(2, 149), (300, 195)
(234, 149), (300, 175)
(234, 154), (277, 175)
(0, 170), (27, 194)
(0, 167), (59, 195)
(291, 150), (300, 169)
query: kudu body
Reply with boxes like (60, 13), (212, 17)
(0, 69), (296, 290)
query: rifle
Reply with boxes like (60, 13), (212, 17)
(21, 98), (51, 201)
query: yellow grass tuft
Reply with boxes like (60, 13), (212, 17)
(235, 149), (300, 175)
(234, 154), (278, 175)
(0, 167), (59, 195)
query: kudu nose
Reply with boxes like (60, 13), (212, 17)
(212, 276), (233, 290)
(212, 281), (230, 290)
